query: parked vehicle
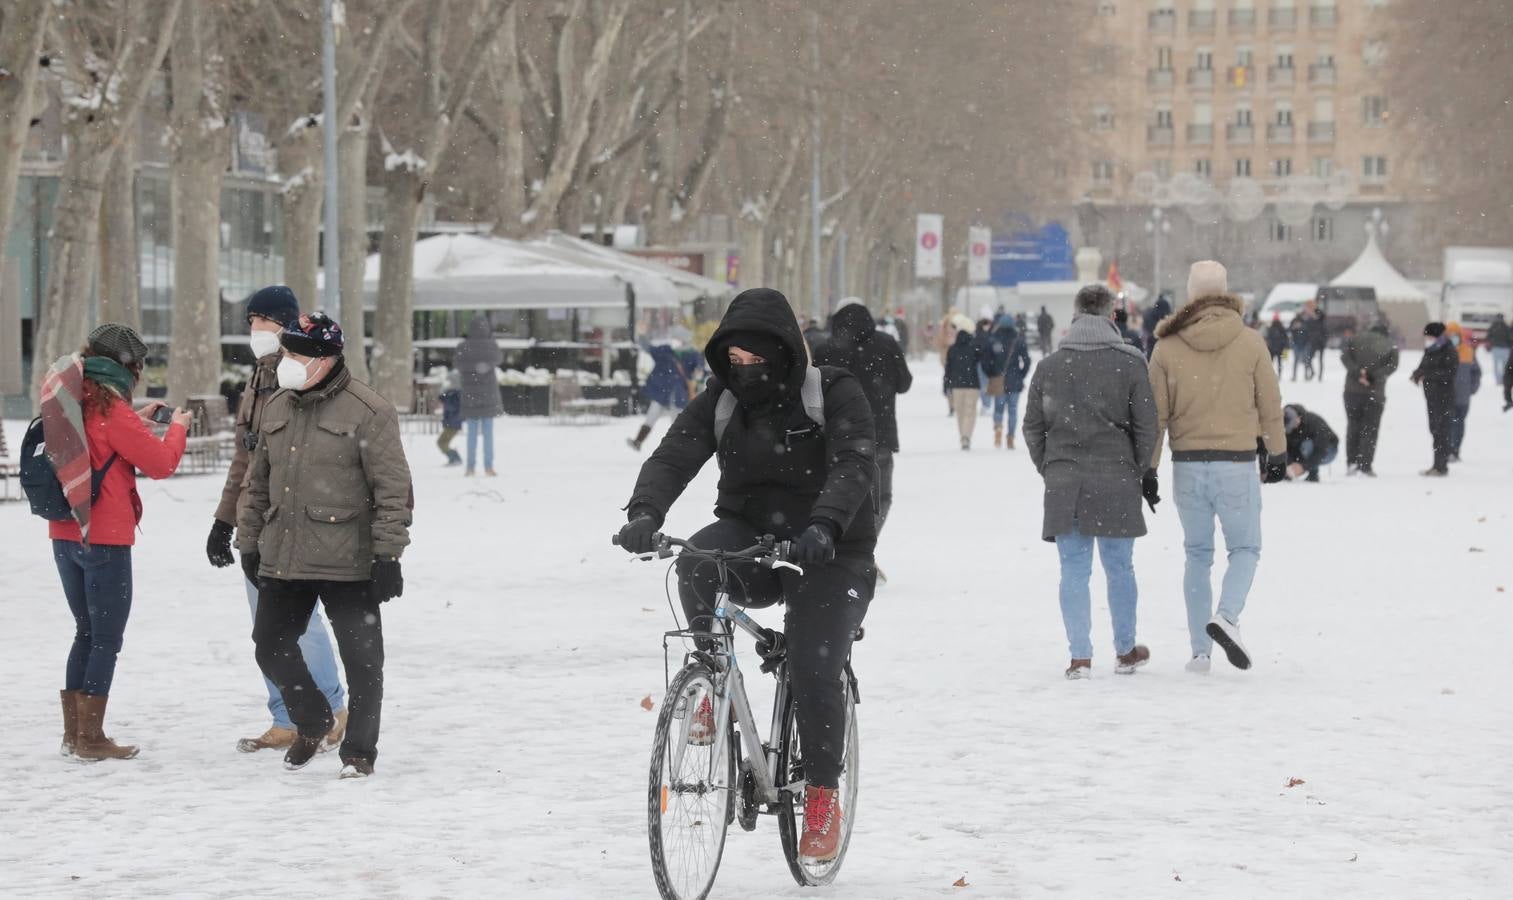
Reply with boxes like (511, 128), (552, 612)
(1441, 247), (1513, 344)
(1316, 285), (1380, 345)
(1258, 282), (1318, 328)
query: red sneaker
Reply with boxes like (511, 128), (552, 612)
(799, 785), (844, 863)
(687, 695), (715, 746)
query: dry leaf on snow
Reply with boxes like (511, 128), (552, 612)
(640, 695), (654, 711)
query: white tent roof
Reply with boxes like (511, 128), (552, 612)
(1331, 232), (1429, 303)
(538, 232), (736, 304)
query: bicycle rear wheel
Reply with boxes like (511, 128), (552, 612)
(648, 664), (735, 900)
(776, 674), (860, 886)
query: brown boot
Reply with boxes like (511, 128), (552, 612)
(627, 424), (652, 451)
(1115, 644), (1151, 675)
(994, 426), (1003, 448)
(237, 725), (297, 753)
(1005, 434), (1016, 450)
(59, 690), (79, 758)
(322, 707), (349, 752)
(74, 694), (139, 761)
(798, 785), (844, 863)
(1065, 659), (1092, 680)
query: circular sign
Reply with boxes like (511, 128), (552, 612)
(970, 241), (988, 257)
(920, 232), (939, 251)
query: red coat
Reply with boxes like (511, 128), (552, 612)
(49, 401), (188, 547)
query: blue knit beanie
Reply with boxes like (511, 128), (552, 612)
(246, 285), (302, 326)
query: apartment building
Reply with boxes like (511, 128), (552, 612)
(1066, 0), (1434, 297)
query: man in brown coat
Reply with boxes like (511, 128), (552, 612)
(207, 286), (347, 755)
(239, 313), (412, 777)
(1149, 261), (1287, 674)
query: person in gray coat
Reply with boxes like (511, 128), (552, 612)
(454, 314), (504, 476)
(1024, 284), (1159, 680)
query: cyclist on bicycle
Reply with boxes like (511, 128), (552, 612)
(618, 287), (878, 865)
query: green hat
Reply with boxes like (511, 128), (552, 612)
(87, 323), (150, 366)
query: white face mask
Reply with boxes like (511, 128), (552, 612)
(276, 356), (312, 390)
(249, 329), (282, 358)
(1424, 338), (1438, 349)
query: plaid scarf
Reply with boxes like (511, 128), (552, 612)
(39, 354), (97, 541)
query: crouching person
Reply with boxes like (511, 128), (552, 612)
(238, 314), (412, 778)
(1024, 285), (1159, 680)
(1283, 404), (1339, 482)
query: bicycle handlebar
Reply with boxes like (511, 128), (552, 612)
(611, 532), (802, 574)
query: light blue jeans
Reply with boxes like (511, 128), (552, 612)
(465, 417), (495, 472)
(992, 391), (1022, 435)
(1173, 461), (1262, 656)
(245, 578), (345, 729)
(1054, 529), (1138, 660)
(1493, 347), (1509, 386)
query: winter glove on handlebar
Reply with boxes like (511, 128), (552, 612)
(618, 509), (663, 555)
(371, 557), (404, 602)
(240, 551), (261, 586)
(1141, 469), (1161, 512)
(1262, 454), (1289, 484)
(794, 520), (838, 566)
(207, 519), (235, 568)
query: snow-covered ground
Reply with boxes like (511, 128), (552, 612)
(2, 349), (1510, 898)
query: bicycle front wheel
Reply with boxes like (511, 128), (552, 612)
(648, 664), (734, 900)
(776, 677), (860, 887)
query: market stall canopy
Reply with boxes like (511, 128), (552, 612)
(536, 232), (736, 305)
(1331, 232), (1429, 302)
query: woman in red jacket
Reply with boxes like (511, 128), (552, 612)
(46, 324), (190, 761)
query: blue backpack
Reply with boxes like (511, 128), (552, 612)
(18, 417), (117, 521)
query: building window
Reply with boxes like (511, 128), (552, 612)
(1363, 155), (1388, 181)
(1153, 158), (1173, 179)
(1363, 39), (1388, 67)
(1093, 104), (1116, 131)
(1236, 157), (1252, 176)
(1270, 220), (1294, 242)
(1237, 46), (1254, 68)
(1274, 157), (1293, 176)
(1096, 1), (1117, 16)
(1195, 158), (1212, 178)
(1275, 46), (1295, 69)
(1093, 160), (1115, 183)
(1195, 48), (1214, 70)
(1314, 157), (1334, 177)
(1363, 95), (1389, 126)
(1312, 216), (1334, 242)
(1154, 107), (1174, 128)
(1236, 106), (1254, 126)
(1276, 104), (1294, 126)
(1156, 46), (1173, 70)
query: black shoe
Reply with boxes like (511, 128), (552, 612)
(283, 734), (324, 770)
(1358, 465), (1376, 478)
(1305, 470), (1320, 483)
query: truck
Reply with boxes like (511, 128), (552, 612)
(1441, 247), (1513, 344)
(1315, 285), (1380, 346)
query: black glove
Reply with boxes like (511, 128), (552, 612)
(1141, 469), (1160, 512)
(1262, 454), (1289, 484)
(207, 519), (235, 568)
(371, 557), (404, 602)
(617, 509), (662, 555)
(794, 520), (837, 566)
(240, 551), (261, 585)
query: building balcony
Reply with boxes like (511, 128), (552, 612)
(1189, 10), (1216, 32)
(1188, 124), (1215, 145)
(1188, 67), (1215, 89)
(1227, 66), (1254, 89)
(1270, 8), (1298, 29)
(1149, 11), (1176, 33)
(1309, 63), (1337, 86)
(1148, 68), (1176, 90)
(1227, 123), (1255, 144)
(1267, 123), (1296, 143)
(1308, 121), (1336, 142)
(1230, 8), (1257, 30)
(1311, 5), (1338, 27)
(1147, 126), (1175, 146)
(1269, 65), (1295, 88)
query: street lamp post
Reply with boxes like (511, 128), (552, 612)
(1145, 207), (1171, 296)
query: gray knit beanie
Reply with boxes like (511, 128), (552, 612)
(87, 323), (150, 366)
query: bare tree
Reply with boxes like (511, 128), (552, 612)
(0, 0), (50, 295)
(96, 128), (139, 330)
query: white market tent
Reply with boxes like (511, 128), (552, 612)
(537, 232), (736, 305)
(1331, 230), (1431, 338)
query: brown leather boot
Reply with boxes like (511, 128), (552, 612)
(627, 425), (652, 451)
(74, 694), (139, 761)
(1115, 644), (1151, 675)
(322, 707), (349, 752)
(799, 785), (844, 863)
(237, 725), (297, 753)
(1005, 434), (1016, 450)
(994, 426), (1003, 448)
(59, 690), (79, 758)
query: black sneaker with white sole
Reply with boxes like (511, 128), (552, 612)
(1205, 616), (1251, 670)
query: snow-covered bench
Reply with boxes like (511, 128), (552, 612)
(549, 377), (616, 425)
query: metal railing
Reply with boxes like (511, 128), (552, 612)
(1308, 63), (1337, 85)
(1148, 68), (1176, 90)
(1226, 123), (1255, 144)
(1188, 67), (1215, 89)
(1147, 126), (1176, 146)
(1230, 8), (1257, 29)
(1268, 65), (1295, 88)
(1149, 11), (1177, 33)
(1311, 5), (1338, 27)
(1308, 121), (1336, 142)
(1267, 123), (1296, 143)
(1189, 10), (1216, 31)
(1188, 124), (1215, 144)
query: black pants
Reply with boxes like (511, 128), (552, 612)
(1271, 351), (1283, 377)
(1427, 400), (1454, 472)
(1344, 393), (1385, 469)
(253, 578), (384, 763)
(1293, 346), (1314, 380)
(677, 518), (873, 788)
(875, 447), (895, 534)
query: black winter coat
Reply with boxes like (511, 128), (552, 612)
(1284, 405), (1338, 470)
(1413, 339), (1459, 413)
(944, 330), (981, 390)
(1265, 321), (1288, 356)
(814, 303), (913, 452)
(627, 288), (879, 551)
(1486, 317), (1510, 349)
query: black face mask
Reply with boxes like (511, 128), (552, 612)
(726, 362), (780, 404)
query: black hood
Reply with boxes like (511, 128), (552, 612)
(828, 302), (876, 346)
(953, 329), (975, 348)
(706, 288), (811, 394)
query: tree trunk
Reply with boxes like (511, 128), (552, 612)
(338, 121), (370, 382)
(279, 131), (321, 308)
(0, 0), (49, 292)
(489, 6), (527, 238)
(371, 167), (423, 411)
(737, 211), (765, 290)
(97, 129), (140, 331)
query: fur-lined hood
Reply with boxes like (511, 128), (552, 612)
(1154, 294), (1246, 352)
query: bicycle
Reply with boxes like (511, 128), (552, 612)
(613, 532), (862, 900)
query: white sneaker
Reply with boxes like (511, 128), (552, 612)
(1185, 654), (1211, 674)
(1205, 617), (1252, 670)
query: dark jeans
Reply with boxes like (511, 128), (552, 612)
(1450, 401), (1470, 456)
(1292, 345), (1314, 380)
(1344, 393), (1385, 468)
(677, 518), (873, 788)
(1427, 401), (1454, 472)
(253, 579), (384, 763)
(875, 447), (895, 533)
(53, 540), (133, 695)
(1271, 351), (1283, 377)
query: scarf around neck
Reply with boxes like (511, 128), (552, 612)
(83, 355), (136, 400)
(1060, 314), (1145, 358)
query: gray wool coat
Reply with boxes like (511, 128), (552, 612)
(1023, 315), (1159, 542)
(454, 315), (504, 420)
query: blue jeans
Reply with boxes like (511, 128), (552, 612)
(54, 540), (133, 695)
(1298, 438), (1338, 472)
(1493, 347), (1509, 386)
(1054, 529), (1138, 660)
(1173, 462), (1262, 656)
(245, 576), (345, 729)
(465, 417), (495, 471)
(992, 391), (1022, 434)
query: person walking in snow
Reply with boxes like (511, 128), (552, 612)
(1339, 318), (1399, 476)
(1149, 262), (1287, 673)
(454, 314), (502, 476)
(436, 371), (463, 466)
(1024, 285), (1158, 680)
(1141, 293), (1172, 360)
(975, 313), (1000, 413)
(207, 286), (348, 755)
(616, 287), (878, 865)
(1307, 304), (1329, 379)
(987, 314), (1032, 449)
(1282, 404), (1339, 482)
(1265, 315), (1288, 377)
(814, 298), (912, 533)
(1445, 322), (1482, 462)
(1411, 322), (1459, 477)
(1486, 313), (1511, 387)
(944, 314), (983, 449)
(628, 342), (690, 451)
(1289, 310), (1315, 381)
(1036, 305), (1055, 355)
(40, 324), (191, 760)
(240, 313), (412, 778)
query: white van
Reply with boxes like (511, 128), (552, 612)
(1258, 282), (1318, 327)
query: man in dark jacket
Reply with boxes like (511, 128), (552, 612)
(1024, 285), (1157, 679)
(988, 314), (1032, 449)
(1289, 311), (1316, 381)
(1036, 306), (1055, 355)
(240, 313), (413, 778)
(1141, 293), (1172, 359)
(944, 316), (982, 449)
(1306, 303), (1329, 378)
(617, 287), (876, 865)
(1410, 322), (1459, 476)
(454, 314), (503, 476)
(1339, 319), (1399, 476)
(1487, 313), (1510, 387)
(1283, 403), (1339, 482)
(815, 299), (912, 531)
(206, 286), (347, 755)
(1265, 315), (1288, 376)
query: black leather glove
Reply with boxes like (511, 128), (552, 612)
(794, 520), (838, 566)
(1141, 469), (1161, 512)
(371, 557), (404, 602)
(1262, 454), (1289, 484)
(617, 509), (662, 555)
(207, 519), (235, 568)
(240, 551), (261, 585)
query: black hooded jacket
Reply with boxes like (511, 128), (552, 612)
(1284, 404), (1338, 470)
(944, 329), (981, 389)
(813, 302), (913, 452)
(627, 288), (879, 550)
